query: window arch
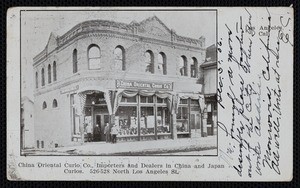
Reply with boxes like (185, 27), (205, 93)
(41, 68), (45, 86)
(191, 57), (198, 78)
(158, 52), (167, 75)
(52, 99), (58, 108)
(179, 56), (188, 76)
(88, 44), (101, 69)
(73, 49), (78, 73)
(35, 71), (38, 88)
(114, 45), (125, 71)
(53, 61), (57, 81)
(42, 101), (47, 109)
(48, 64), (51, 84)
(145, 50), (154, 74)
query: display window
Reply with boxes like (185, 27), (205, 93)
(176, 99), (189, 133)
(157, 107), (171, 134)
(140, 106), (155, 135)
(115, 106), (138, 137)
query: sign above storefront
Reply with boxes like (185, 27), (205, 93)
(116, 80), (173, 91)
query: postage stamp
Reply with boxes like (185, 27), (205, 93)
(7, 7), (293, 181)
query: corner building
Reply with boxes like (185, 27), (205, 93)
(33, 16), (217, 148)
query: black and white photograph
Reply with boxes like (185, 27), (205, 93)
(20, 10), (217, 156)
(7, 7), (294, 181)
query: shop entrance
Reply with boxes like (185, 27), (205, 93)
(94, 114), (109, 142)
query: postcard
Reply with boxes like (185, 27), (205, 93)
(7, 7), (293, 181)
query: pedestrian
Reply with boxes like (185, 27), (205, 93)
(93, 124), (101, 142)
(85, 123), (93, 142)
(110, 124), (119, 144)
(104, 123), (110, 143)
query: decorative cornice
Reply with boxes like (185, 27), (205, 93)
(33, 16), (206, 64)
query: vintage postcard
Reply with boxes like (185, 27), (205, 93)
(7, 7), (293, 181)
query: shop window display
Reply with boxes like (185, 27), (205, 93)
(140, 106), (155, 135)
(157, 107), (171, 134)
(115, 106), (138, 137)
(176, 103), (189, 133)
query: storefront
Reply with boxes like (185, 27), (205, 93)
(71, 80), (206, 143)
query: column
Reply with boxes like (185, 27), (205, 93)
(202, 112), (208, 137)
(172, 113), (177, 139)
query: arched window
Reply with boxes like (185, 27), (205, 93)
(42, 101), (47, 109)
(73, 49), (78, 73)
(145, 50), (154, 74)
(53, 61), (57, 81)
(41, 68), (45, 86)
(48, 64), (51, 84)
(88, 44), (101, 69)
(158, 52), (167, 75)
(35, 71), (38, 88)
(114, 46), (125, 71)
(52, 99), (58, 108)
(191, 57), (198, 78)
(179, 56), (188, 76)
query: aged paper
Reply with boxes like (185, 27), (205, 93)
(7, 7), (293, 181)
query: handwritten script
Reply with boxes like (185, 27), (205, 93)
(217, 8), (293, 178)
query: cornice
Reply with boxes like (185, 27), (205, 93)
(33, 30), (206, 67)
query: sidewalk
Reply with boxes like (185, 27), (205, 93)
(23, 135), (217, 156)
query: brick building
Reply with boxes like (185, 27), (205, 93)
(33, 16), (216, 148)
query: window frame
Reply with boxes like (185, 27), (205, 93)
(114, 45), (126, 71)
(48, 64), (51, 84)
(144, 50), (154, 74)
(87, 44), (101, 70)
(179, 56), (188, 76)
(53, 61), (57, 81)
(158, 52), (167, 75)
(73, 49), (78, 73)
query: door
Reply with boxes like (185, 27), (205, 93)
(95, 114), (109, 142)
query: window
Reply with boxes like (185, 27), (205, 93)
(41, 68), (45, 86)
(179, 56), (187, 76)
(73, 49), (78, 73)
(144, 50), (154, 74)
(88, 44), (101, 69)
(176, 99), (189, 133)
(158, 52), (167, 75)
(52, 99), (58, 108)
(35, 71), (38, 88)
(191, 57), (198, 78)
(140, 106), (155, 135)
(114, 46), (125, 71)
(48, 64), (51, 84)
(140, 96), (154, 103)
(42, 101), (47, 109)
(116, 106), (138, 137)
(53, 61), (57, 81)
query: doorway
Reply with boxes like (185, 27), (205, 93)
(94, 114), (109, 141)
(190, 113), (201, 138)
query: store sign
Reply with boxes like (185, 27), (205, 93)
(116, 80), (173, 91)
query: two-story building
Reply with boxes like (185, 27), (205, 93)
(33, 16), (216, 148)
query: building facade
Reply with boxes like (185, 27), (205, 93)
(21, 96), (35, 148)
(33, 16), (216, 148)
